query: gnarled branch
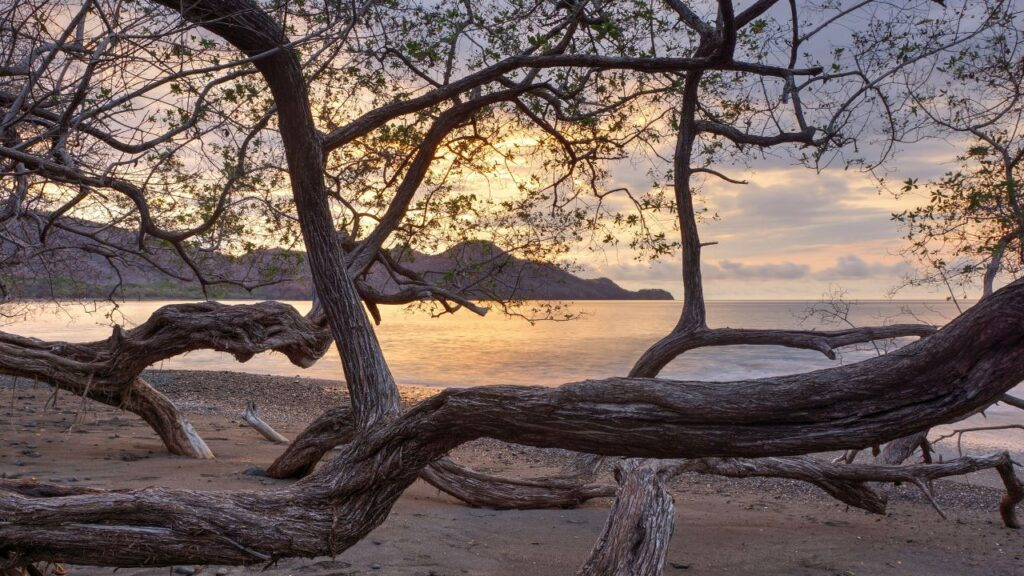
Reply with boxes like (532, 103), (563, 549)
(3, 278), (1024, 567)
(0, 301), (329, 457)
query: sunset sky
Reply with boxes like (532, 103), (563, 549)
(583, 137), (969, 301)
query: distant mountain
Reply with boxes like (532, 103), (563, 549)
(364, 240), (674, 301)
(3, 220), (673, 301)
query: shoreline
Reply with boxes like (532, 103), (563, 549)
(1, 369), (1022, 575)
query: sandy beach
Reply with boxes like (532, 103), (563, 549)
(1, 370), (1022, 576)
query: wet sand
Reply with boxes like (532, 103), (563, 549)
(1, 370), (1022, 575)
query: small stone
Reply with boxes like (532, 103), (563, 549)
(370, 563), (382, 570)
(215, 568), (229, 575)
(242, 465), (266, 477)
(172, 566), (195, 575)
(13, 459), (23, 467)
(670, 562), (690, 570)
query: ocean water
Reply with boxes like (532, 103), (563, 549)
(2, 298), (984, 387)
(7, 298), (1023, 459)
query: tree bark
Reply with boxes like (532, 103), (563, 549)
(629, 324), (935, 379)
(0, 301), (328, 458)
(265, 405), (618, 510)
(123, 377), (214, 459)
(4, 278), (1024, 567)
(420, 457), (615, 509)
(157, 0), (402, 429)
(265, 405), (353, 478)
(577, 460), (675, 576)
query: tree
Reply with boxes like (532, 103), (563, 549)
(0, 0), (679, 455)
(2, 0), (1024, 573)
(894, 9), (1024, 298)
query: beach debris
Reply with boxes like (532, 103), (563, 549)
(241, 401), (290, 444)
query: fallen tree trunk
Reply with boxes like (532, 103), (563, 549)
(4, 278), (1024, 567)
(271, 323), (937, 478)
(0, 301), (330, 458)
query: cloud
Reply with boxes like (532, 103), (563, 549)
(703, 260), (810, 280)
(587, 259), (681, 283)
(598, 254), (909, 284)
(815, 254), (912, 280)
(701, 169), (902, 257)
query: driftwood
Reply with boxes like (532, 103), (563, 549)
(241, 401), (290, 444)
(3, 278), (1024, 567)
(0, 301), (329, 458)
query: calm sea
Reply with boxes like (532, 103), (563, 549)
(7, 299), (1023, 461)
(3, 299), (981, 385)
